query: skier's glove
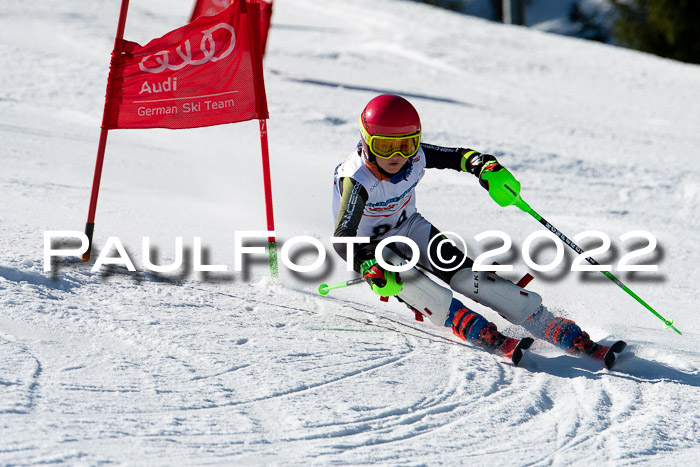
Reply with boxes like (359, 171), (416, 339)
(464, 152), (498, 179)
(465, 152), (529, 210)
(360, 259), (403, 297)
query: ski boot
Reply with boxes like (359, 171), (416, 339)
(476, 322), (534, 366)
(452, 308), (533, 366)
(570, 332), (627, 370)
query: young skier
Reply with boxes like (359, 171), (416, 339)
(332, 94), (623, 366)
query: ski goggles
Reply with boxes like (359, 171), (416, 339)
(360, 123), (421, 159)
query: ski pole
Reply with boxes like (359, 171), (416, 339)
(480, 166), (682, 335)
(318, 278), (365, 296)
(524, 206), (681, 334)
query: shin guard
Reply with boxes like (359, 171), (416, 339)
(395, 268), (453, 327)
(449, 269), (542, 325)
(380, 249), (454, 327)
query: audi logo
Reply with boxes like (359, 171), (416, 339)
(138, 23), (236, 74)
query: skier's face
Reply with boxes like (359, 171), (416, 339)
(375, 153), (409, 174)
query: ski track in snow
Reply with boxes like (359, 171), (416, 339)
(1, 265), (698, 464)
(1, 0), (700, 464)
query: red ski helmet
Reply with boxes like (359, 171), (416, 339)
(360, 94), (421, 161)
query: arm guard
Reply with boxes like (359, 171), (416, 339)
(333, 177), (375, 272)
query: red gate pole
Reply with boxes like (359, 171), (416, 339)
(246, 0), (278, 277)
(82, 0), (131, 261)
(258, 118), (278, 276)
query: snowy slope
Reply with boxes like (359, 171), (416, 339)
(1, 0), (700, 464)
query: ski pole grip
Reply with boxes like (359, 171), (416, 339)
(480, 167), (531, 212)
(481, 167), (521, 207)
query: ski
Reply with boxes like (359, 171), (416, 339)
(577, 339), (627, 369)
(603, 340), (627, 369)
(509, 337), (535, 366)
(489, 336), (534, 366)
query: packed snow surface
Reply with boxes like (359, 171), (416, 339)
(1, 0), (699, 464)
